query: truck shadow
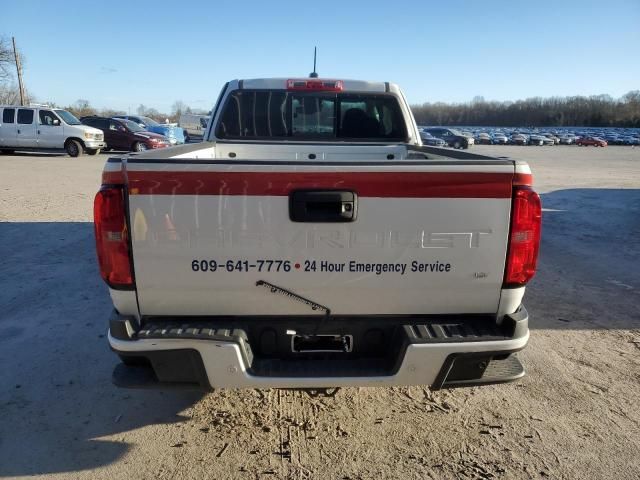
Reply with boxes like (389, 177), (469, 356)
(2, 151), (71, 157)
(0, 187), (638, 474)
(0, 221), (203, 476)
(528, 188), (639, 330)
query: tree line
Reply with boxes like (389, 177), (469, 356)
(411, 92), (640, 127)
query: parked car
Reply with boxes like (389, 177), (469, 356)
(558, 134), (574, 145)
(510, 133), (528, 145)
(460, 130), (474, 140)
(576, 136), (607, 147)
(419, 130), (446, 146)
(81, 116), (171, 152)
(0, 105), (104, 156)
(475, 132), (492, 145)
(528, 134), (545, 146)
(113, 115), (185, 144)
(423, 127), (472, 149)
(492, 133), (509, 144)
(179, 113), (209, 142)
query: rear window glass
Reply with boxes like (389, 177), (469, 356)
(17, 109), (34, 124)
(3, 108), (15, 123)
(216, 90), (407, 141)
(292, 96), (335, 137)
(218, 91), (290, 138)
(338, 95), (406, 139)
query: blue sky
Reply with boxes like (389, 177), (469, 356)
(3, 0), (639, 113)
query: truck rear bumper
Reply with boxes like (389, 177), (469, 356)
(108, 308), (529, 390)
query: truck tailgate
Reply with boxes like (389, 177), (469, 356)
(124, 159), (516, 316)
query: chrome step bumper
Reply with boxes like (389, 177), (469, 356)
(108, 307), (529, 390)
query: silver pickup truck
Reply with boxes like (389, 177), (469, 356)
(94, 77), (541, 391)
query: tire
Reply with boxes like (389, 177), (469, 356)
(1, 149), (15, 154)
(132, 141), (147, 152)
(86, 148), (100, 156)
(65, 139), (82, 157)
(453, 141), (461, 149)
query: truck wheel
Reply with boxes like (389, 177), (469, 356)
(132, 141), (147, 152)
(65, 139), (82, 157)
(86, 148), (100, 155)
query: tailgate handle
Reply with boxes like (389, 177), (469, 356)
(289, 190), (357, 222)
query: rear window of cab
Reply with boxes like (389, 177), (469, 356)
(216, 90), (408, 141)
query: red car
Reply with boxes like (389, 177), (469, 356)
(81, 116), (171, 152)
(576, 136), (607, 147)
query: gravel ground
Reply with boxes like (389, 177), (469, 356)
(0, 145), (639, 479)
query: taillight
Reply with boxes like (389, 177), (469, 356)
(286, 79), (343, 91)
(504, 186), (542, 287)
(93, 186), (133, 288)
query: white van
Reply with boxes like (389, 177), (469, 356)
(179, 113), (209, 142)
(0, 105), (105, 157)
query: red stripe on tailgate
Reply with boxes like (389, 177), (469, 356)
(126, 171), (514, 198)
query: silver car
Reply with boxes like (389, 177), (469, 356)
(492, 133), (509, 144)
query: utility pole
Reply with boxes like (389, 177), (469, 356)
(12, 37), (25, 106)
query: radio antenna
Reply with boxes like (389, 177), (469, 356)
(309, 47), (318, 78)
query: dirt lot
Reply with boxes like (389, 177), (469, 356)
(0, 145), (639, 479)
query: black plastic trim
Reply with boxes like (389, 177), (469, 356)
(112, 363), (202, 390)
(431, 352), (525, 390)
(114, 349), (212, 391)
(105, 283), (136, 291)
(109, 312), (136, 340)
(503, 305), (529, 338)
(407, 145), (503, 161)
(205, 81), (229, 141)
(430, 306), (528, 389)
(289, 190), (357, 223)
